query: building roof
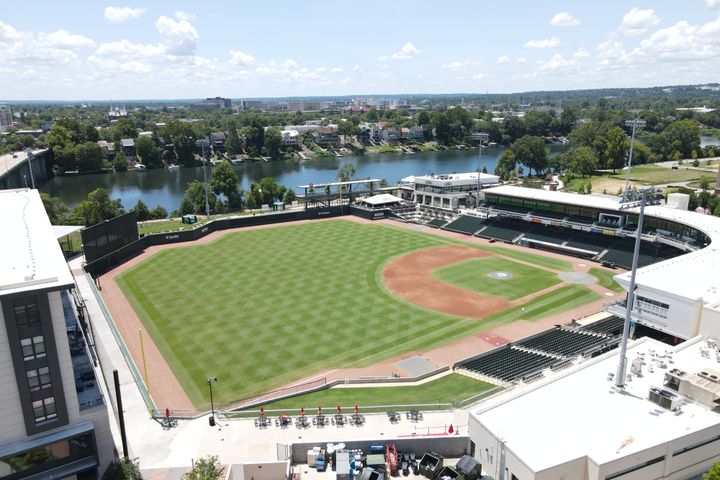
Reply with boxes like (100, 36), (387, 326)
(120, 138), (134, 147)
(0, 189), (74, 296)
(361, 193), (403, 206)
(484, 185), (621, 211)
(471, 336), (720, 472)
(412, 172), (500, 186)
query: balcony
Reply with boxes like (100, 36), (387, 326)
(62, 291), (105, 411)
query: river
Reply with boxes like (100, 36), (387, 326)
(42, 145), (572, 212)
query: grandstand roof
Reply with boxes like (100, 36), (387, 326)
(471, 336), (720, 472)
(412, 172), (499, 186)
(484, 185), (621, 211)
(0, 189), (74, 296)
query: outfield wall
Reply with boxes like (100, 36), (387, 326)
(84, 206), (348, 275)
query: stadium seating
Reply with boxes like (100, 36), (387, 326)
(489, 204), (532, 216)
(425, 218), (448, 229)
(442, 215), (487, 235)
(564, 232), (615, 253)
(476, 218), (531, 242)
(600, 239), (683, 269)
(531, 210), (566, 221)
(582, 316), (625, 336)
(458, 347), (557, 382)
(519, 328), (612, 357)
(565, 215), (595, 225)
(523, 225), (572, 245)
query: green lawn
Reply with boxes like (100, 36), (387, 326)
(481, 246), (572, 271)
(432, 257), (560, 300)
(619, 165), (712, 185)
(117, 220), (591, 408)
(230, 374), (495, 417)
(588, 267), (624, 292)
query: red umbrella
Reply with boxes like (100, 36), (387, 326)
(448, 424), (454, 434)
(300, 407), (304, 415)
(354, 404), (359, 414)
(260, 407), (264, 416)
(337, 404), (342, 414)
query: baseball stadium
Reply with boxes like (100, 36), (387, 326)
(85, 174), (718, 421)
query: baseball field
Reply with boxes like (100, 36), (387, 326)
(114, 219), (601, 408)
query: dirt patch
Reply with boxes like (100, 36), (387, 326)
(383, 245), (511, 319)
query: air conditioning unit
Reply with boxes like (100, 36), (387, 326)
(648, 386), (682, 411)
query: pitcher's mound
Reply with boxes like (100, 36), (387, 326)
(489, 271), (512, 280)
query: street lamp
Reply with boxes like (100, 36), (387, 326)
(207, 376), (218, 426)
(25, 148), (36, 189)
(475, 132), (489, 209)
(623, 118), (646, 200)
(196, 139), (211, 218)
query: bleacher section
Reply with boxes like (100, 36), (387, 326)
(476, 218), (531, 242)
(458, 347), (557, 382)
(582, 316), (625, 336)
(441, 215), (487, 235)
(519, 328), (614, 357)
(564, 232), (615, 253)
(600, 239), (684, 269)
(425, 218), (448, 229)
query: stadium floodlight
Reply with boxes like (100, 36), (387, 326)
(195, 139), (211, 218)
(615, 187), (652, 389)
(622, 119), (646, 201)
(475, 132), (489, 208)
(207, 376), (218, 426)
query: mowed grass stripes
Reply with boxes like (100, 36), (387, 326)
(116, 220), (595, 408)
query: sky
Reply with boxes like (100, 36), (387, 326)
(1, 0), (719, 100)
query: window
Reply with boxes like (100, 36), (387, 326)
(605, 455), (665, 479)
(26, 367), (51, 391)
(21, 336), (46, 361)
(32, 397), (57, 423)
(13, 297), (40, 330)
(0, 432), (94, 477)
(672, 434), (720, 457)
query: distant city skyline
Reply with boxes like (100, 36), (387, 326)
(1, 0), (719, 100)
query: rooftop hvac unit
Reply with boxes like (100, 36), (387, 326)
(699, 370), (720, 384)
(649, 386), (682, 411)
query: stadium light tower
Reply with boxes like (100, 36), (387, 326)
(615, 188), (653, 388)
(196, 139), (211, 218)
(207, 376), (218, 426)
(475, 132), (489, 209)
(623, 118), (646, 197)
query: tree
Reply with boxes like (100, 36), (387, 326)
(337, 162), (356, 182)
(511, 135), (548, 175)
(184, 455), (224, 480)
(258, 177), (284, 205)
(566, 146), (599, 178)
(150, 205), (167, 219)
(337, 120), (360, 140)
(133, 200), (151, 221)
(523, 111), (553, 137)
(69, 188), (125, 227)
(245, 183), (263, 209)
(179, 181), (216, 216)
(161, 121), (197, 166)
(102, 457), (142, 480)
(113, 147), (128, 172)
(283, 188), (297, 204)
(224, 124), (242, 156)
(605, 127), (629, 172)
(558, 107), (578, 135)
(494, 149), (517, 181)
(74, 142), (105, 173)
(263, 127), (282, 159)
(503, 116), (525, 143)
(416, 110), (431, 127)
(40, 193), (69, 225)
(134, 136), (162, 168)
(704, 462), (720, 480)
(664, 119), (700, 159)
(214, 198), (227, 214)
(210, 160), (241, 208)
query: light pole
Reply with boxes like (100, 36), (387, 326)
(207, 376), (218, 426)
(623, 119), (646, 199)
(25, 148), (36, 189)
(475, 132), (489, 209)
(196, 139), (211, 218)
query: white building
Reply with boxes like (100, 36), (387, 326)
(401, 172), (500, 210)
(0, 189), (115, 479)
(469, 335), (720, 480)
(0, 105), (12, 132)
(280, 129), (301, 147)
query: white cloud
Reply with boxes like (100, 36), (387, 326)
(377, 55), (388, 62)
(573, 48), (590, 59)
(472, 73), (487, 80)
(523, 37), (561, 48)
(229, 50), (255, 65)
(42, 30), (96, 49)
(330, 67), (343, 73)
(390, 42), (420, 60)
(104, 6), (147, 23)
(155, 14), (199, 55)
(175, 10), (196, 22)
(352, 64), (361, 72)
(515, 57), (527, 64)
(538, 53), (572, 71)
(442, 61), (464, 71)
(550, 12), (581, 27)
(618, 8), (660, 36)
(707, 0), (719, 9)
(497, 55), (510, 64)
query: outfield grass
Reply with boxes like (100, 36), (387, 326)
(588, 267), (624, 292)
(481, 246), (572, 272)
(229, 374), (495, 417)
(432, 257), (560, 300)
(117, 220), (592, 408)
(483, 285), (601, 324)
